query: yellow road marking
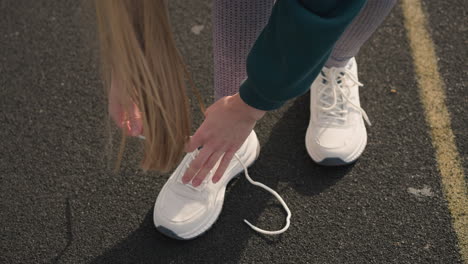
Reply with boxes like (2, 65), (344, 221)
(401, 0), (468, 262)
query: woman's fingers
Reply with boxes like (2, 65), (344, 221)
(182, 130), (234, 186)
(212, 150), (236, 183)
(126, 103), (143, 136)
(178, 94), (264, 186)
(109, 75), (143, 136)
(109, 99), (143, 136)
(191, 151), (224, 187)
(181, 146), (212, 184)
(184, 132), (204, 153)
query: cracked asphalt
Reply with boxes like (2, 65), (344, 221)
(1, 0), (466, 263)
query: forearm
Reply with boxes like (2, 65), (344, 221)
(239, 0), (367, 111)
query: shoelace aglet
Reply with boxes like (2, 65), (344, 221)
(364, 117), (372, 126)
(362, 111), (372, 126)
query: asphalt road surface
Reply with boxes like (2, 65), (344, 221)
(1, 0), (466, 263)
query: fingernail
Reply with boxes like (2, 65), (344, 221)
(181, 175), (189, 184)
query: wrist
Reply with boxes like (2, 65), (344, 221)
(231, 93), (266, 121)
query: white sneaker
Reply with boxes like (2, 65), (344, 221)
(153, 130), (291, 239)
(305, 58), (371, 166)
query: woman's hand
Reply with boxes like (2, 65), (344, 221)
(108, 75), (143, 137)
(182, 93), (266, 186)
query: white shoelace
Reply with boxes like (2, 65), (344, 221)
(139, 135), (291, 235)
(184, 149), (291, 235)
(317, 68), (371, 126)
(233, 153), (291, 235)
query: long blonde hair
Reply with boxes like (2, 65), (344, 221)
(94, 0), (204, 172)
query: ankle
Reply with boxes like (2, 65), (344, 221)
(324, 55), (352, 68)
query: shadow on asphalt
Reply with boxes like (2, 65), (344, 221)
(90, 93), (355, 263)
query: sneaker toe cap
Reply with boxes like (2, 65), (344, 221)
(315, 128), (350, 149)
(306, 126), (366, 163)
(153, 189), (208, 236)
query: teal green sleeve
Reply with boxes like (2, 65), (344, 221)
(239, 0), (367, 111)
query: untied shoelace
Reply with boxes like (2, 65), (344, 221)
(233, 152), (291, 235)
(139, 135), (291, 235)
